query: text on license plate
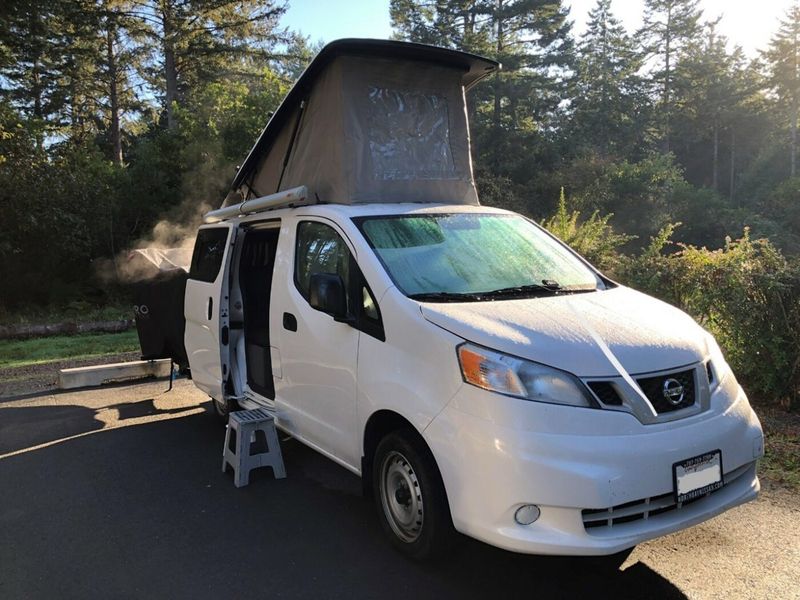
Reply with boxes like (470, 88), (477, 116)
(673, 450), (723, 503)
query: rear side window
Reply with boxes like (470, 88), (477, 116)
(189, 227), (229, 283)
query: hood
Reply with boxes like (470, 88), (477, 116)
(420, 286), (709, 378)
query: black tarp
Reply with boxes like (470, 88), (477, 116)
(132, 270), (188, 369)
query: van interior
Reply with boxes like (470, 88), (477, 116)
(233, 225), (280, 400)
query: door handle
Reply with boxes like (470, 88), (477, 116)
(283, 312), (297, 332)
(207, 297), (213, 320)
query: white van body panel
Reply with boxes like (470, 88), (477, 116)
(425, 380), (762, 555)
(184, 202), (763, 556)
(184, 222), (234, 399)
(356, 286), (466, 444)
(419, 286), (708, 378)
(271, 215), (361, 468)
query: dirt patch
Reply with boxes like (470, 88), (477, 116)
(0, 351), (141, 399)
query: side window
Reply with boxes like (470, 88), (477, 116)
(359, 282), (385, 341)
(362, 287), (379, 320)
(295, 221), (351, 306)
(189, 227), (229, 283)
(295, 220), (385, 341)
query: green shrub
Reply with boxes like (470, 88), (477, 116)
(542, 188), (634, 272)
(618, 228), (800, 409)
(547, 153), (685, 246)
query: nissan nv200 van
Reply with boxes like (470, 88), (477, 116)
(184, 39), (763, 560)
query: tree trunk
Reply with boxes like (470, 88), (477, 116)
(793, 22), (798, 177)
(0, 319), (134, 341)
(70, 76), (80, 136)
(31, 59), (43, 151)
(462, 6), (473, 41)
(30, 11), (44, 151)
(161, 1), (178, 130)
(107, 18), (123, 165)
(663, 5), (672, 154)
(729, 129), (736, 205)
(792, 102), (797, 178)
(492, 0), (504, 170)
(712, 116), (719, 190)
(599, 17), (609, 156)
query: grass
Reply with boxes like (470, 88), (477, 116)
(759, 407), (800, 491)
(0, 301), (132, 327)
(0, 330), (140, 369)
(761, 433), (800, 490)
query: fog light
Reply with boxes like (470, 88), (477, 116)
(514, 504), (540, 525)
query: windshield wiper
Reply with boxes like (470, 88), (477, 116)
(478, 282), (562, 299)
(479, 280), (597, 299)
(407, 291), (484, 303)
(409, 281), (598, 303)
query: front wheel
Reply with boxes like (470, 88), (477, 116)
(372, 430), (455, 560)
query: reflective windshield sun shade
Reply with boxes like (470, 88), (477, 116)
(357, 214), (602, 297)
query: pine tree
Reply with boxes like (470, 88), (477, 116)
(390, 0), (574, 177)
(94, 1), (150, 164)
(764, 3), (800, 177)
(390, 0), (452, 47)
(122, 0), (288, 129)
(671, 22), (735, 190)
(0, 0), (139, 158)
(571, 0), (646, 157)
(640, 0), (702, 154)
(0, 0), (70, 147)
(56, 1), (107, 141)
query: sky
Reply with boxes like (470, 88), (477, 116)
(282, 0), (797, 57)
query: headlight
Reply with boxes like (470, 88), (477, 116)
(457, 343), (597, 407)
(705, 334), (734, 390)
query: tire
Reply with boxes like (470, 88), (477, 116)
(372, 430), (455, 560)
(211, 395), (240, 423)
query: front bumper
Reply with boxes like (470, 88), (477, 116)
(423, 378), (763, 555)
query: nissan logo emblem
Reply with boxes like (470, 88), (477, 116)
(662, 378), (685, 405)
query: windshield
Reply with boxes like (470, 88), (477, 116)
(355, 213), (603, 300)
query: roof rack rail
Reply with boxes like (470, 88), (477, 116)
(204, 186), (311, 223)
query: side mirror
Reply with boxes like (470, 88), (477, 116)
(309, 273), (347, 319)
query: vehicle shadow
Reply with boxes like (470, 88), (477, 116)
(110, 398), (194, 421)
(0, 403), (103, 455)
(0, 397), (196, 455)
(0, 401), (688, 599)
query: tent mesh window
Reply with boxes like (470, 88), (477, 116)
(366, 87), (455, 181)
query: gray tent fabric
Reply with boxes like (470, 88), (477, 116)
(226, 39), (498, 208)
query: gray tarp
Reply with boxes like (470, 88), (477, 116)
(226, 39), (498, 207)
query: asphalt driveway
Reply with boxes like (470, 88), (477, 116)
(0, 379), (797, 599)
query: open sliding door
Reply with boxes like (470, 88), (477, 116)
(184, 223), (236, 400)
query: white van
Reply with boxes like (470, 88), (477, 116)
(184, 40), (763, 560)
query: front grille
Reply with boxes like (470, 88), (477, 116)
(582, 462), (751, 532)
(588, 381), (623, 406)
(636, 368), (696, 414)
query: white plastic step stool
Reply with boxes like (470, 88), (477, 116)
(222, 408), (286, 487)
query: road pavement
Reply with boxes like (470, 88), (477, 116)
(0, 379), (797, 599)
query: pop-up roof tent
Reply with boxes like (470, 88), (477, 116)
(224, 39), (499, 208)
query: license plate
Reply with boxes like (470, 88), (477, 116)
(673, 450), (723, 503)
